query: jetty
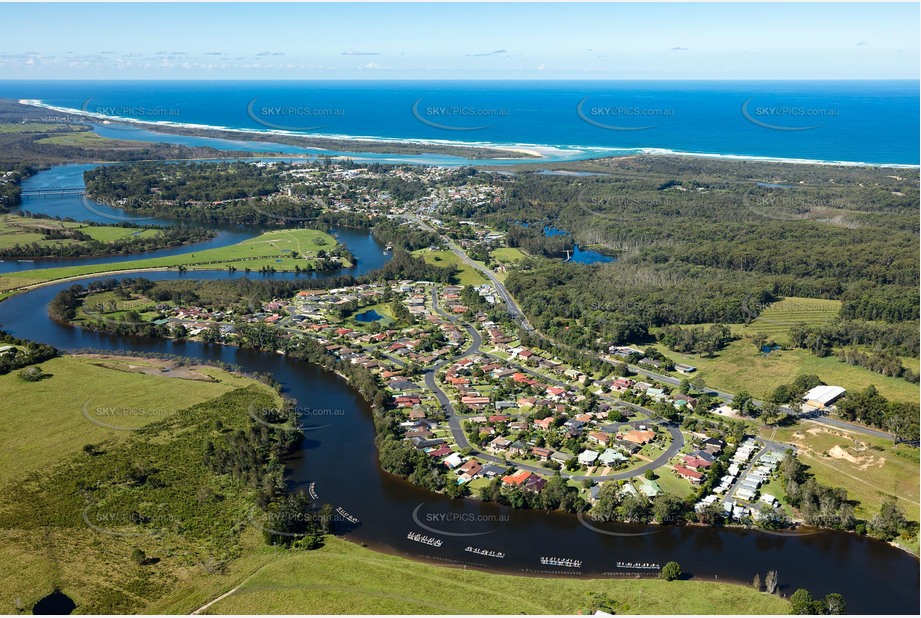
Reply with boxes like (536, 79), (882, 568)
(616, 561), (661, 570)
(336, 507), (359, 524)
(407, 531), (443, 547)
(464, 546), (505, 559)
(540, 556), (582, 568)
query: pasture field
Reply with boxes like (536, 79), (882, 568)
(0, 228), (343, 292)
(201, 536), (790, 615)
(765, 424), (920, 523)
(650, 340), (919, 404)
(0, 354), (280, 479)
(412, 248), (487, 285)
(742, 297), (841, 342)
(0, 214), (157, 250)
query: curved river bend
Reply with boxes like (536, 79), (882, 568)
(0, 168), (917, 615)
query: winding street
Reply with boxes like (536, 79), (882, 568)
(424, 284), (685, 482)
(409, 212), (894, 443)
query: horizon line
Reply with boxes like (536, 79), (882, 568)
(1, 77), (918, 82)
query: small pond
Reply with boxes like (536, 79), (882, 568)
(355, 309), (384, 323)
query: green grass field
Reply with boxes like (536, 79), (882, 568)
(491, 247), (528, 264)
(641, 295), (918, 403)
(765, 424), (920, 523)
(201, 536), (790, 615)
(0, 122), (87, 134)
(0, 364), (789, 616)
(413, 249), (487, 285)
(0, 355), (280, 479)
(0, 228), (343, 292)
(76, 290), (164, 322)
(36, 131), (122, 146)
(0, 384), (289, 615)
(653, 340), (919, 404)
(742, 297), (841, 343)
(0, 214), (157, 250)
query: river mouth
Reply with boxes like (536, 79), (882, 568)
(33, 590), (76, 615)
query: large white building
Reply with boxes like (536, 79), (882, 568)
(802, 385), (846, 408)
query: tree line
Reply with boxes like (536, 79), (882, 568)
(0, 220), (215, 259)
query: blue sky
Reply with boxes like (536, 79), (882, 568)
(1, 2), (918, 79)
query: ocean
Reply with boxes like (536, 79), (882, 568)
(2, 80), (918, 165)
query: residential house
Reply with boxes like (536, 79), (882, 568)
(638, 479), (662, 497)
(599, 449), (628, 467)
(488, 436), (512, 452)
(480, 464), (507, 478)
(444, 453), (464, 469)
(588, 431), (610, 447)
(457, 459), (484, 481)
(621, 429), (656, 445)
(674, 465), (704, 484)
(550, 451), (570, 464)
(683, 455), (713, 470)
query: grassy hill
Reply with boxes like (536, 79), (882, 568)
(0, 354), (281, 481)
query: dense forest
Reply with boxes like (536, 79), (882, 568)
(489, 159), (918, 357)
(83, 161), (325, 226)
(371, 219), (441, 251)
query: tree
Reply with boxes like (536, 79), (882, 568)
(761, 400), (783, 425)
(824, 593), (846, 615)
(652, 494), (687, 525)
(732, 390), (754, 416)
(764, 570), (779, 594)
(644, 469), (657, 480)
(770, 383), (792, 404)
(752, 573), (763, 592)
(869, 497), (908, 541)
(660, 561), (681, 581)
(790, 589), (817, 615)
(18, 366), (45, 382)
(131, 548), (146, 565)
(697, 501), (725, 526)
(679, 378), (691, 394)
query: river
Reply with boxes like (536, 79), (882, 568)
(0, 166), (917, 614)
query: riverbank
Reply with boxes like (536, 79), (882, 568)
(0, 227), (346, 293)
(0, 352), (283, 479)
(0, 343), (791, 615)
(187, 535), (792, 615)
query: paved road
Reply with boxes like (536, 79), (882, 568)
(406, 214), (534, 332)
(804, 415), (894, 441)
(388, 215), (889, 443)
(424, 283), (684, 482)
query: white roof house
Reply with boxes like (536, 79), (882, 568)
(444, 453), (464, 469)
(803, 385), (846, 407)
(736, 488), (757, 502)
